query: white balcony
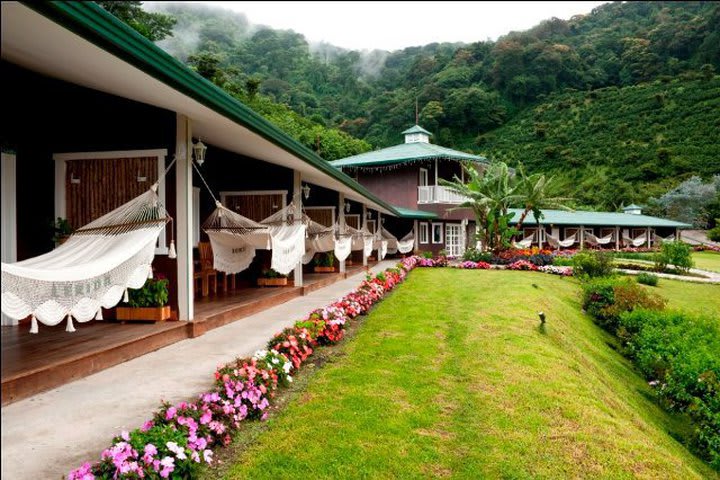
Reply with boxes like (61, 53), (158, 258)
(417, 185), (468, 204)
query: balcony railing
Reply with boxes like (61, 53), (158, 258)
(417, 185), (469, 204)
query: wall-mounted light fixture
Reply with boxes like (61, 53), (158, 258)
(192, 138), (207, 166)
(345, 201), (351, 213)
(70, 172), (81, 184)
(366, 211), (372, 219)
(302, 184), (311, 200)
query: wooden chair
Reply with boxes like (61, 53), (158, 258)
(196, 242), (236, 295)
(195, 242), (218, 297)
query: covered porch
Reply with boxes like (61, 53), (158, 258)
(1, 2), (397, 405)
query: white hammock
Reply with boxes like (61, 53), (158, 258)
(378, 240), (388, 261)
(203, 203), (270, 274)
(623, 234), (647, 247)
(397, 231), (415, 254)
(380, 227), (399, 255)
(363, 236), (374, 258)
(334, 235), (352, 262)
(585, 232), (614, 245)
(653, 233), (675, 244)
(512, 234), (534, 249)
(259, 204), (308, 275)
(301, 219), (336, 264)
(1, 186), (169, 333)
(546, 232), (577, 249)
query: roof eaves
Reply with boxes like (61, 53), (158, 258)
(23, 1), (401, 216)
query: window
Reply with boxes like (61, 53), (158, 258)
(419, 223), (429, 244)
(345, 214), (361, 229)
(432, 222), (443, 244)
(366, 219), (376, 234)
(419, 168), (429, 187)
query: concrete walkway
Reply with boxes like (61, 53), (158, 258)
(614, 259), (720, 284)
(1, 261), (396, 480)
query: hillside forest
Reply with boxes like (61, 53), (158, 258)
(103, 1), (720, 224)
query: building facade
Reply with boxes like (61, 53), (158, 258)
(331, 125), (689, 257)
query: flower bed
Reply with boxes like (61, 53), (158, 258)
(455, 260), (492, 269)
(506, 260), (539, 271)
(537, 265), (573, 276)
(68, 257), (419, 479)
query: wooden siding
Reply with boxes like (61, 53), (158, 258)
(223, 193), (283, 222)
(65, 156), (157, 229)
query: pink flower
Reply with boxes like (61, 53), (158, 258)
(165, 406), (177, 420)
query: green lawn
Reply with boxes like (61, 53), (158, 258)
(218, 270), (717, 479)
(642, 276), (720, 316)
(692, 251), (720, 273)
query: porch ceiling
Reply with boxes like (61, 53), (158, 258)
(0, 2), (394, 215)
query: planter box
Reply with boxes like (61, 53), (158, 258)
(346, 260), (354, 266)
(116, 306), (171, 322)
(314, 266), (336, 273)
(257, 277), (288, 287)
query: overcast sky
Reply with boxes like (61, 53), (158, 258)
(164, 1), (608, 51)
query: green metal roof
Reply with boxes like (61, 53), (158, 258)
(401, 125), (432, 136)
(623, 204), (642, 210)
(21, 1), (403, 217)
(508, 209), (690, 228)
(330, 142), (488, 168)
(393, 206), (437, 220)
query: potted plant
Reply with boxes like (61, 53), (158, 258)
(257, 268), (288, 287)
(314, 252), (336, 273)
(51, 217), (73, 246)
(116, 275), (172, 321)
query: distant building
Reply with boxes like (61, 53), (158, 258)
(331, 125), (689, 255)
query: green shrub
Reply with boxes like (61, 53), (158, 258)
(421, 251), (434, 259)
(654, 242), (694, 273)
(573, 250), (614, 278)
(636, 273), (659, 286)
(618, 309), (720, 468)
(126, 277), (169, 307)
(463, 247), (493, 263)
(552, 256), (574, 266)
(708, 225), (720, 242)
(582, 277), (666, 330)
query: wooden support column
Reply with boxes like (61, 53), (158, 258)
(675, 227), (680, 242)
(538, 226), (544, 249)
(647, 227), (652, 248)
(338, 193), (346, 274)
(293, 171), (303, 288)
(413, 220), (419, 253)
(377, 211), (383, 260)
(362, 204), (368, 266)
(580, 225), (585, 249)
(615, 226), (620, 251)
(175, 114), (194, 321)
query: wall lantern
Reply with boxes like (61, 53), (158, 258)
(345, 201), (351, 213)
(302, 183), (311, 200)
(366, 211), (372, 219)
(193, 138), (207, 166)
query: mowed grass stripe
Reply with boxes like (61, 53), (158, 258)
(222, 269), (717, 479)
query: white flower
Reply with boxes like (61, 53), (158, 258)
(271, 357), (280, 365)
(253, 349), (267, 360)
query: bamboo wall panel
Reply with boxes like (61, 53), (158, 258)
(224, 194), (283, 222)
(306, 208), (334, 227)
(65, 157), (157, 229)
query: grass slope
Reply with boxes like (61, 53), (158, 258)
(692, 251), (720, 273)
(641, 275), (720, 316)
(480, 76), (720, 207)
(221, 270), (717, 479)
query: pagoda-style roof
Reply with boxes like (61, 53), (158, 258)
(330, 142), (488, 168)
(401, 125), (432, 136)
